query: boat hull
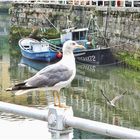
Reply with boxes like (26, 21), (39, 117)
(74, 47), (115, 65)
(21, 49), (57, 62)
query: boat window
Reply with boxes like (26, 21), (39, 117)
(80, 31), (86, 40)
(24, 46), (29, 48)
(72, 31), (87, 40)
(72, 32), (80, 40)
(24, 46), (30, 50)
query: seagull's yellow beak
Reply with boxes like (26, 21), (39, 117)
(76, 44), (85, 49)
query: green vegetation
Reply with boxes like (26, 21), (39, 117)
(9, 26), (32, 44)
(116, 51), (140, 71)
(9, 26), (60, 44)
(41, 28), (60, 39)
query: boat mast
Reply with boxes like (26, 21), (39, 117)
(104, 1), (111, 47)
(87, 14), (109, 49)
(85, 14), (96, 49)
(66, 5), (74, 29)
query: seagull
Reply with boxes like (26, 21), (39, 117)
(6, 40), (85, 107)
(100, 89), (127, 107)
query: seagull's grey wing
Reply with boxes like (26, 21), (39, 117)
(26, 64), (73, 88)
(36, 63), (57, 75)
(111, 91), (127, 104)
(100, 89), (111, 103)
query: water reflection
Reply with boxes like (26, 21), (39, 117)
(0, 13), (9, 36)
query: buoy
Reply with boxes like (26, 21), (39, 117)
(56, 52), (62, 58)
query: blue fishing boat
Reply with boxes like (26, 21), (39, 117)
(18, 38), (62, 62)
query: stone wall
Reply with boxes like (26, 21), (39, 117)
(10, 3), (140, 52)
(10, 3), (96, 30)
(104, 11), (140, 47)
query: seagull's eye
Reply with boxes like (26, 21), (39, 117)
(72, 42), (76, 45)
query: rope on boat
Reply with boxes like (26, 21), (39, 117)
(95, 22), (110, 48)
(86, 14), (110, 49)
(41, 13), (59, 33)
(41, 38), (62, 52)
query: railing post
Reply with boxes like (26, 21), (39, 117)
(72, 0), (75, 5)
(78, 0), (81, 5)
(123, 0), (125, 7)
(96, 0), (98, 6)
(48, 105), (73, 139)
(102, 0), (104, 6)
(115, 0), (117, 7)
(89, 0), (92, 6)
(131, 0), (134, 7)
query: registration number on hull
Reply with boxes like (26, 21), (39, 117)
(77, 55), (96, 62)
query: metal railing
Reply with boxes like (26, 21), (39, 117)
(12, 0), (140, 8)
(0, 101), (48, 121)
(0, 101), (140, 139)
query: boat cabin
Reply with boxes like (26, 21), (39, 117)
(61, 28), (88, 48)
(30, 42), (50, 52)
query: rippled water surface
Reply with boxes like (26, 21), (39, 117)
(0, 13), (140, 139)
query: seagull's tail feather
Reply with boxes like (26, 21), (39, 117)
(6, 82), (37, 91)
(15, 88), (46, 95)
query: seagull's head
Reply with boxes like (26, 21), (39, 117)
(62, 40), (85, 53)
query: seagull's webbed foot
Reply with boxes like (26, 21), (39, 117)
(58, 103), (69, 108)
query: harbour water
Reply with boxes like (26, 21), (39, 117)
(0, 13), (140, 139)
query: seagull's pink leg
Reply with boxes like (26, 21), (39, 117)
(53, 91), (58, 106)
(56, 91), (68, 108)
